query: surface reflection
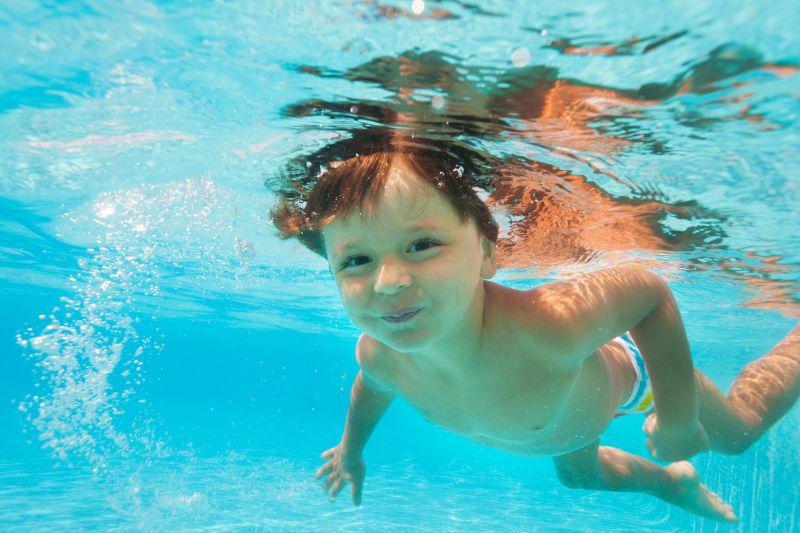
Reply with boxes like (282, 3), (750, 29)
(274, 42), (798, 314)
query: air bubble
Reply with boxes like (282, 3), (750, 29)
(511, 47), (530, 68)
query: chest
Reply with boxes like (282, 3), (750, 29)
(389, 351), (581, 440)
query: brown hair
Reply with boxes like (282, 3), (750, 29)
(269, 128), (499, 257)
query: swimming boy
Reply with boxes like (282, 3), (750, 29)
(271, 139), (800, 522)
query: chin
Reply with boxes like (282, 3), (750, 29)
(370, 327), (432, 353)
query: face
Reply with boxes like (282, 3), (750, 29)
(321, 163), (496, 353)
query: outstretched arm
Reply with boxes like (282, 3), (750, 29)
(317, 370), (395, 504)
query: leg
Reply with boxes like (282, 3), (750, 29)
(695, 324), (800, 454)
(553, 441), (736, 521)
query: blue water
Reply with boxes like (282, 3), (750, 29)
(1, 1), (799, 531)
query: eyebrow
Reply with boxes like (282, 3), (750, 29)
(333, 223), (445, 256)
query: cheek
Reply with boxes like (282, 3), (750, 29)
(338, 278), (368, 308)
(429, 269), (473, 309)
(449, 260), (483, 304)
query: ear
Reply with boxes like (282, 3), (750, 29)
(479, 237), (497, 279)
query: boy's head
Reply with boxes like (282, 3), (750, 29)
(320, 158), (497, 351)
(270, 128), (499, 258)
(270, 129), (500, 351)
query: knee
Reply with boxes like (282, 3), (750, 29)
(709, 423), (757, 455)
(556, 467), (580, 488)
(718, 433), (756, 456)
(556, 467), (602, 490)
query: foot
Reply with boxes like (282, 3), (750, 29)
(663, 461), (738, 522)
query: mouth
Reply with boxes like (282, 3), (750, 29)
(381, 308), (422, 323)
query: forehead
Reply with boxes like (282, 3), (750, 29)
(373, 163), (443, 216)
(321, 164), (465, 251)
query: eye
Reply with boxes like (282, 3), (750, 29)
(339, 255), (370, 271)
(408, 238), (441, 253)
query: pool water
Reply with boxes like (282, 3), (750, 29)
(1, 1), (798, 531)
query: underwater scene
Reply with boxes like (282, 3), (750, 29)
(1, 0), (799, 531)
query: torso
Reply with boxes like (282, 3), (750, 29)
(362, 281), (638, 456)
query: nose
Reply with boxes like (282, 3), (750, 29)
(373, 256), (412, 294)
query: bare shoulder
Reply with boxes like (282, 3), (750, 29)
(509, 267), (665, 358)
(355, 334), (397, 389)
(524, 267), (662, 321)
(483, 281), (574, 364)
(355, 333), (387, 367)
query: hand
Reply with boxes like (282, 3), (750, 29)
(315, 444), (366, 505)
(643, 413), (710, 462)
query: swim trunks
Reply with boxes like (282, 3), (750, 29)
(614, 333), (654, 417)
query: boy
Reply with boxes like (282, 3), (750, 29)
(271, 138), (800, 522)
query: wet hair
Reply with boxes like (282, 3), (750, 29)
(269, 127), (499, 258)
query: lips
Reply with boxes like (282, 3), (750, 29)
(380, 307), (422, 323)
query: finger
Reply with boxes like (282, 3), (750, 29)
(320, 447), (336, 460)
(352, 480), (363, 506)
(315, 462), (333, 479)
(330, 479), (344, 501)
(642, 415), (656, 436)
(646, 438), (658, 459)
(324, 471), (337, 491)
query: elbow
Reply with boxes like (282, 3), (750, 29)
(640, 269), (670, 303)
(642, 271), (680, 324)
(626, 269), (675, 330)
(621, 267), (669, 305)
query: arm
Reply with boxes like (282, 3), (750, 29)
(317, 371), (395, 504)
(627, 278), (709, 460)
(340, 370), (396, 457)
(532, 268), (705, 459)
(317, 336), (396, 505)
(343, 334), (397, 456)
